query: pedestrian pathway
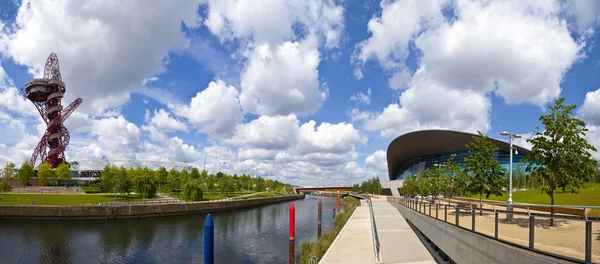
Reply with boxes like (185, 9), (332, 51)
(319, 201), (375, 264)
(371, 199), (436, 264)
(320, 199), (435, 264)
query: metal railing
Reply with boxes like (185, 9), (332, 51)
(388, 197), (600, 263)
(367, 198), (381, 261)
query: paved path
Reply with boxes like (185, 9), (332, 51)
(320, 199), (436, 264)
(319, 202), (376, 264)
(371, 200), (436, 264)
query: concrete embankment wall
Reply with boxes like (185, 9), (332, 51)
(0, 194), (304, 221)
(387, 197), (573, 264)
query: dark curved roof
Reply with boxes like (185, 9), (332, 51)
(386, 130), (531, 180)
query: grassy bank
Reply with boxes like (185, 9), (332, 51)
(168, 192), (252, 201)
(297, 197), (360, 263)
(0, 193), (143, 206)
(462, 183), (600, 206)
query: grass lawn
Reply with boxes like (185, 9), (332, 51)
(167, 192), (251, 201)
(463, 183), (600, 206)
(0, 193), (144, 206)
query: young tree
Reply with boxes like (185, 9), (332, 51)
(38, 162), (54, 186)
(525, 97), (598, 225)
(183, 180), (203, 201)
(134, 175), (157, 198)
(3, 162), (16, 186)
(442, 154), (468, 198)
(463, 131), (506, 214)
(56, 162), (72, 183)
(18, 162), (34, 186)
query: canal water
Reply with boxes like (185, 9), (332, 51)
(0, 195), (343, 263)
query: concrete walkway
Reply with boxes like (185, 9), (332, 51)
(371, 199), (436, 264)
(319, 202), (376, 264)
(320, 199), (436, 264)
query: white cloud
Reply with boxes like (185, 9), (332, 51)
(578, 88), (600, 126)
(296, 120), (366, 155)
(149, 109), (188, 133)
(352, 0), (586, 138)
(563, 0), (600, 34)
(0, 87), (37, 116)
(227, 115), (299, 150)
(354, 72), (491, 137)
(239, 41), (326, 116)
(0, 0), (203, 115)
(175, 79), (243, 138)
(350, 88), (371, 105)
(90, 116), (141, 158)
(204, 0), (344, 48)
(365, 150), (387, 172)
(355, 0), (446, 71)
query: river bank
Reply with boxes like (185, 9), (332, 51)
(0, 194), (304, 220)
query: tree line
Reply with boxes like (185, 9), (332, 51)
(98, 165), (295, 200)
(399, 97), (599, 223)
(351, 177), (382, 194)
(1, 161), (73, 190)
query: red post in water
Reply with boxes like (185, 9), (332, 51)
(289, 203), (295, 264)
(337, 191), (341, 212)
(289, 203), (295, 240)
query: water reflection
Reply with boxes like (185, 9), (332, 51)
(0, 195), (342, 263)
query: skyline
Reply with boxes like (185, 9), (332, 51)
(1, 0), (600, 186)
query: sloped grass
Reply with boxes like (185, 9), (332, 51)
(297, 197), (360, 263)
(463, 183), (600, 206)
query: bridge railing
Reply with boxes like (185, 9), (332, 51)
(387, 196), (600, 263)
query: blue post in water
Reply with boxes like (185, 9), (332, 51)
(204, 214), (214, 264)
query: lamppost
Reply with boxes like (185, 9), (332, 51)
(500, 131), (521, 221)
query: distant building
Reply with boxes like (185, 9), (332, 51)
(381, 130), (531, 197)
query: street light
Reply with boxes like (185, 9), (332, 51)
(500, 131), (521, 221)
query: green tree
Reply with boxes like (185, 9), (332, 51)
(135, 175), (157, 198)
(463, 131), (506, 214)
(155, 167), (168, 185)
(525, 97), (598, 225)
(167, 168), (181, 193)
(100, 165), (116, 192)
(38, 162), (54, 186)
(56, 162), (72, 183)
(3, 162), (16, 186)
(442, 154), (468, 198)
(18, 162), (34, 186)
(190, 168), (200, 180)
(182, 180), (203, 201)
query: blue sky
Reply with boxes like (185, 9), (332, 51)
(0, 0), (600, 186)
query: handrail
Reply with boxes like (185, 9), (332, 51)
(368, 198), (381, 261)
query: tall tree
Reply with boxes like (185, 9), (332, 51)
(525, 97), (598, 225)
(38, 162), (54, 186)
(3, 162), (16, 186)
(463, 131), (506, 214)
(155, 167), (168, 186)
(18, 162), (34, 186)
(167, 168), (181, 193)
(442, 154), (468, 198)
(56, 162), (72, 183)
(190, 168), (200, 180)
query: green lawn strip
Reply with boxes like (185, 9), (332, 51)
(166, 192), (253, 201)
(462, 183), (600, 216)
(0, 193), (143, 206)
(297, 197), (360, 263)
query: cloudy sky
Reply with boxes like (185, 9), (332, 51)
(0, 0), (599, 186)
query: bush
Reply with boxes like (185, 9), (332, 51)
(0, 181), (12, 192)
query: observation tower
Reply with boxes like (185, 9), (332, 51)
(21, 53), (82, 168)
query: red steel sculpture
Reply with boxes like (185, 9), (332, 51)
(21, 53), (82, 168)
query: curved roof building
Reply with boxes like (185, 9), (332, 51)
(386, 130), (531, 181)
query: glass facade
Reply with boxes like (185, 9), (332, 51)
(395, 150), (526, 180)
